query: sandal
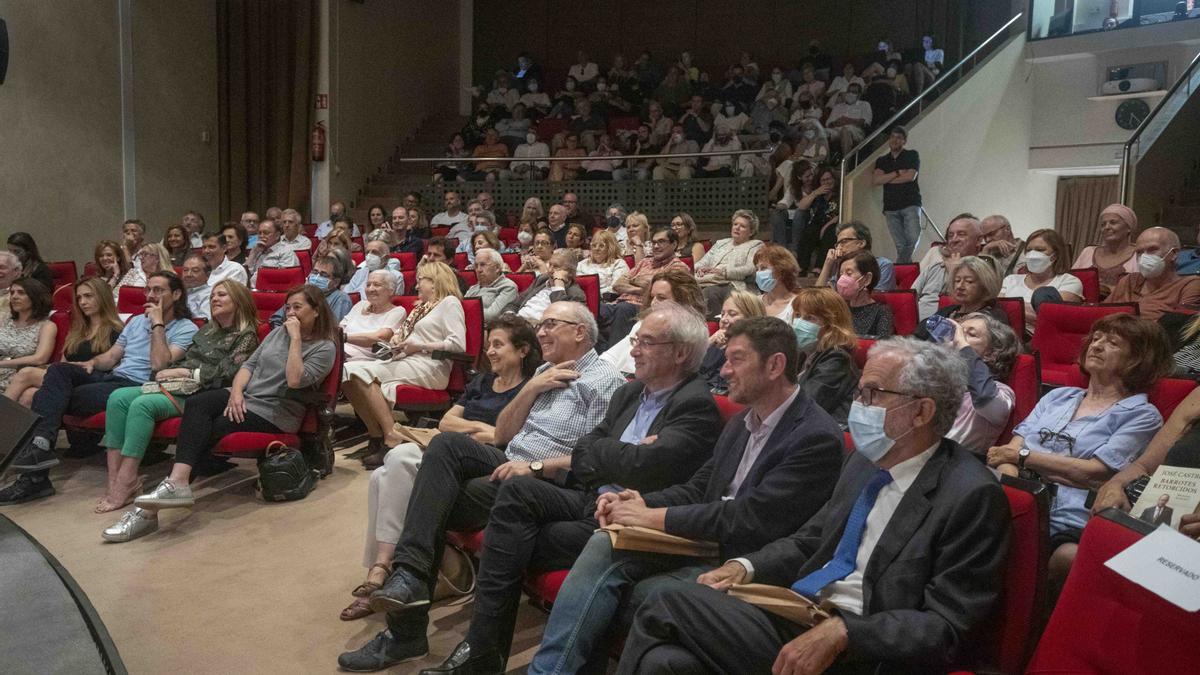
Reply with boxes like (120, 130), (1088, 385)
(351, 562), (392, 598)
(340, 597), (374, 621)
(94, 476), (146, 514)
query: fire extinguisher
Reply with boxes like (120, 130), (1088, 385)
(311, 121), (326, 162)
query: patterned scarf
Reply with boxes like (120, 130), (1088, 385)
(397, 299), (436, 341)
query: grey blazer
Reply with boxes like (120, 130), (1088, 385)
(466, 276), (519, 323)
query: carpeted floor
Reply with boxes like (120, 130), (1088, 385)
(0, 439), (558, 674)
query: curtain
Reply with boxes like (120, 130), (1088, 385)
(1055, 175), (1119, 262)
(217, 0), (317, 221)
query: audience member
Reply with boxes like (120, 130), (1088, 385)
(696, 125), (742, 178)
(719, 64), (756, 106)
(980, 214), (1026, 277)
(222, 222), (249, 265)
(463, 249), (518, 325)
(560, 223), (589, 264)
(827, 82), (873, 156)
(512, 130), (550, 180)
(543, 203), (572, 249)
(1174, 221), (1200, 275)
(614, 125), (659, 181)
(7, 232), (55, 292)
(654, 66), (692, 115)
(548, 133), (587, 182)
(912, 214), (991, 319)
(946, 313), (1019, 455)
(529, 316), (844, 674)
(518, 197), (546, 232)
(753, 244), (802, 322)
(601, 268), (706, 375)
(989, 314), (1169, 597)
(434, 133), (470, 183)
(95, 279), (258, 516)
(1106, 227), (1200, 320)
(791, 63), (826, 104)
(600, 227), (689, 350)
(423, 303), (720, 673)
(315, 201), (356, 238)
(313, 220), (355, 261)
(873, 126), (923, 263)
(701, 291), (764, 394)
(915, 255), (1008, 340)
(1000, 228), (1083, 336)
(507, 251), (586, 323)
(363, 205), (388, 238)
(388, 206), (425, 256)
(4, 278), (123, 407)
(519, 79), (551, 117)
(181, 211), (206, 249)
(345, 238), (402, 297)
(669, 212), (706, 262)
(204, 232), (249, 287)
(121, 219), (147, 267)
(827, 61), (866, 103)
(512, 52), (543, 92)
(580, 134), (621, 180)
(465, 129), (511, 182)
(115, 285), (337, 539)
(791, 287), (861, 424)
(485, 73), (520, 113)
(794, 166), (841, 276)
(568, 50), (599, 90)
(1, 272), (198, 504)
(0, 251), (21, 319)
(240, 211), (261, 246)
(341, 270), (407, 362)
(838, 251), (895, 339)
(1072, 203), (1139, 298)
(116, 243), (173, 299)
(0, 278), (55, 390)
(163, 225), (191, 267)
(911, 34), (945, 94)
(618, 337), (1008, 675)
(652, 124), (699, 180)
(817, 221), (897, 291)
(678, 95), (713, 144)
(247, 219), (299, 289)
(601, 204), (629, 248)
(696, 209), (764, 315)
(516, 229), (556, 275)
(341, 315), (541, 621)
(768, 159), (816, 249)
(181, 254), (212, 321)
(92, 240), (130, 294)
(644, 100), (673, 146)
(432, 191), (470, 232)
(338, 302), (623, 671)
(267, 255), (353, 327)
(342, 262), (465, 451)
(278, 209), (312, 253)
(623, 211), (651, 261)
(576, 230), (629, 296)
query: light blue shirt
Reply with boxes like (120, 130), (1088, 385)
(1176, 249), (1200, 276)
(112, 315), (199, 383)
(1013, 387), (1162, 535)
(618, 385), (675, 444)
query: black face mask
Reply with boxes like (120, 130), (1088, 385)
(606, 216), (621, 229)
(769, 131), (783, 143)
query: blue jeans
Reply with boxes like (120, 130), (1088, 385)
(529, 532), (687, 675)
(885, 205), (922, 264)
(769, 209), (800, 250)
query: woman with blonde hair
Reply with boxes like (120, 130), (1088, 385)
(624, 211), (651, 261)
(577, 230), (630, 296)
(519, 197), (546, 228)
(95, 279), (260, 512)
(791, 287), (860, 425)
(342, 261), (466, 457)
(702, 290), (765, 394)
(6, 277), (124, 406)
(114, 242), (174, 301)
(915, 255), (1009, 341)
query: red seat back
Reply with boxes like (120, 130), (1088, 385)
(251, 291), (287, 321)
(389, 296), (483, 396)
(706, 321), (718, 336)
(575, 274), (601, 316)
(50, 311), (71, 362)
(83, 262), (99, 278)
(256, 322), (274, 342)
(1069, 267), (1100, 303)
(536, 117), (567, 142)
(1000, 353), (1040, 444)
(255, 266), (305, 292)
(350, 251), (364, 265)
(501, 252), (521, 271)
(400, 270), (417, 295)
(303, 223), (317, 237)
(507, 272), (536, 293)
(499, 227), (518, 245)
(892, 263), (919, 290)
(295, 250), (312, 275)
(713, 395), (744, 426)
(1026, 511), (1197, 674)
(680, 256), (694, 271)
(700, 239), (713, 253)
(623, 254), (636, 268)
(1147, 378), (1198, 421)
(1030, 303), (1138, 385)
(853, 338), (876, 369)
(871, 290), (919, 336)
(606, 115), (641, 136)
(48, 261), (77, 289)
(431, 226), (450, 238)
(458, 271), (477, 288)
(117, 286), (147, 314)
(453, 251), (470, 270)
(52, 283), (74, 312)
(389, 252), (418, 271)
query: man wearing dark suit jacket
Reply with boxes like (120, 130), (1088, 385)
(1139, 493), (1174, 526)
(420, 303), (721, 674)
(527, 317), (845, 675)
(617, 337), (1012, 675)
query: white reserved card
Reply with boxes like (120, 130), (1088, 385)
(1104, 525), (1200, 612)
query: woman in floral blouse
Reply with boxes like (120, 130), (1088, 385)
(93, 279), (260, 512)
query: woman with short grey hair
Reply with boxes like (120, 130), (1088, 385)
(944, 312), (1019, 455)
(694, 209), (764, 315)
(914, 255), (1010, 342)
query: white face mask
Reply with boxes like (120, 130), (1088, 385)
(672, 133), (683, 143)
(1139, 252), (1169, 279)
(1024, 250), (1053, 274)
(517, 231), (533, 245)
(526, 133), (538, 144)
(364, 253), (384, 271)
(886, 67), (897, 78)
(596, 83), (607, 92)
(844, 93), (859, 104)
(847, 399), (915, 462)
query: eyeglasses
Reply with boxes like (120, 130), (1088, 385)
(629, 335), (677, 349)
(535, 318), (580, 332)
(835, 237), (862, 247)
(853, 385), (915, 406)
(145, 286), (170, 296)
(1037, 428), (1076, 453)
(650, 238), (672, 247)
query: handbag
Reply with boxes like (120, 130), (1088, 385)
(255, 441), (318, 502)
(433, 541), (476, 601)
(142, 377), (200, 396)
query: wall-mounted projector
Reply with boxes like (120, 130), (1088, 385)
(1100, 77), (1160, 95)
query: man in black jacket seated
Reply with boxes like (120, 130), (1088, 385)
(616, 337), (1012, 675)
(527, 316), (845, 675)
(419, 302), (721, 674)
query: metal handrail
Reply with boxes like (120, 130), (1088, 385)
(839, 12), (1025, 207)
(389, 145), (779, 165)
(1119, 49), (1200, 205)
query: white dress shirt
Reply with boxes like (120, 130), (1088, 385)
(281, 233), (312, 253)
(187, 284), (212, 320)
(208, 258), (248, 287)
(725, 385), (801, 498)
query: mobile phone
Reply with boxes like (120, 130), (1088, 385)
(925, 315), (955, 343)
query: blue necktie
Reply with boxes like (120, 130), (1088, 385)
(791, 469), (893, 600)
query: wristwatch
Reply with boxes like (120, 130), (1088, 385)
(1017, 447), (1030, 470)
(530, 460), (544, 479)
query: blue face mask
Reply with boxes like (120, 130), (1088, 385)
(307, 274), (331, 291)
(847, 399), (917, 463)
(792, 317), (820, 349)
(246, 235), (259, 248)
(755, 268), (777, 293)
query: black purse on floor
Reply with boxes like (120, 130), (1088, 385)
(256, 441), (318, 502)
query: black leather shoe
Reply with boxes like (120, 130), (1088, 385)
(337, 629), (428, 672)
(10, 439), (59, 472)
(347, 437), (382, 460)
(369, 566), (430, 614)
(0, 474), (55, 505)
(361, 448), (386, 469)
(419, 641), (505, 675)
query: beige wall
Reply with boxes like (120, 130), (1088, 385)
(844, 34), (1059, 260)
(327, 0), (461, 206)
(0, 1), (219, 265)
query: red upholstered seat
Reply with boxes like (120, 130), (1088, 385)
(458, 270), (477, 288)
(453, 252), (470, 270)
(853, 338), (875, 369)
(713, 395), (744, 425)
(388, 386), (451, 407)
(536, 117), (566, 142)
(1030, 302), (1137, 386)
(63, 411), (106, 431)
(391, 297), (484, 415)
(446, 529), (485, 554)
(871, 290), (919, 336)
(52, 283), (74, 312)
(303, 223), (317, 237)
(679, 256), (694, 271)
(700, 240), (713, 253)
(507, 272), (536, 293)
(83, 262), (99, 278)
(1043, 366), (1196, 421)
(623, 255), (636, 268)
(524, 569), (571, 611)
(1069, 267), (1100, 303)
(1000, 353), (1040, 444)
(251, 291), (287, 321)
(1025, 510), (1197, 674)
(351, 251), (364, 265)
(214, 431), (302, 455)
(606, 115), (641, 136)
(431, 226), (450, 238)
(892, 263), (919, 290)
(295, 250), (312, 275)
(501, 253), (521, 271)
(254, 266), (305, 292)
(48, 261), (78, 289)
(400, 271), (417, 296)
(50, 311), (71, 362)
(256, 322), (274, 342)
(576, 274), (601, 316)
(389, 252), (418, 271)
(117, 286), (147, 314)
(706, 321), (718, 336)
(499, 227), (518, 245)
(936, 295), (1026, 338)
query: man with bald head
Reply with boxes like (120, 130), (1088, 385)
(1108, 227), (1200, 320)
(979, 214), (1026, 277)
(912, 214), (996, 319)
(388, 206), (424, 255)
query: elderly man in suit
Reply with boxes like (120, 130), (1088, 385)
(616, 337), (1012, 675)
(527, 316), (845, 675)
(419, 302), (722, 674)
(505, 249), (586, 322)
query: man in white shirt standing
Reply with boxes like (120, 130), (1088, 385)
(202, 233), (248, 287)
(616, 338), (1011, 675)
(431, 190), (470, 233)
(247, 219), (299, 289)
(827, 82), (873, 157)
(278, 209), (312, 253)
(181, 254), (212, 320)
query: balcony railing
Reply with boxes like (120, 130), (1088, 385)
(1119, 49), (1200, 205)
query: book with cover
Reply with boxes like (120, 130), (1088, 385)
(393, 425), (441, 450)
(726, 583), (833, 627)
(1130, 465), (1200, 531)
(598, 524), (719, 558)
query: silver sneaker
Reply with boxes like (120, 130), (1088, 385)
(102, 508), (159, 543)
(133, 479), (195, 510)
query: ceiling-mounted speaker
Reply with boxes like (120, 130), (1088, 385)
(0, 20), (8, 84)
